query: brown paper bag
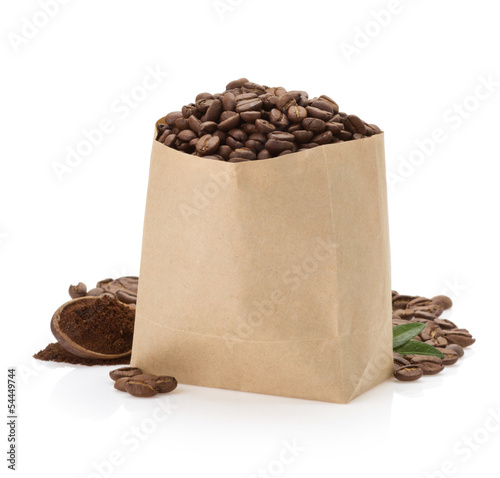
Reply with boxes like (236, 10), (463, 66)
(132, 130), (392, 403)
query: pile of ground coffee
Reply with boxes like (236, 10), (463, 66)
(58, 295), (134, 355)
(34, 343), (130, 366)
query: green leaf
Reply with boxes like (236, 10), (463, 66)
(394, 340), (444, 359)
(393, 323), (426, 349)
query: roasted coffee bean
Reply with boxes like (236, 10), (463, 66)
(242, 81), (266, 94)
(86, 287), (104, 297)
(425, 337), (448, 347)
(165, 111), (183, 126)
(344, 115), (367, 135)
(265, 139), (294, 155)
(312, 131), (333, 145)
(302, 117), (326, 133)
(205, 99), (223, 122)
(114, 377), (130, 392)
(177, 129), (197, 142)
(115, 290), (137, 304)
(293, 130), (314, 143)
(431, 295), (453, 310)
(154, 376), (178, 393)
(276, 93), (296, 112)
(325, 121), (343, 134)
(393, 309), (415, 319)
(306, 106), (333, 121)
(157, 79), (382, 161)
(229, 148), (256, 160)
(439, 348), (459, 366)
(269, 109), (289, 129)
(444, 333), (476, 348)
(255, 119), (276, 134)
(218, 112), (240, 131)
(109, 367), (143, 381)
(392, 294), (414, 310)
(196, 134), (220, 156)
(69, 282), (87, 299)
(287, 105), (307, 123)
(236, 97), (263, 113)
(446, 343), (464, 358)
(226, 78), (249, 90)
(420, 323), (443, 341)
(338, 130), (353, 141)
(393, 353), (411, 367)
(412, 305), (444, 316)
(182, 104), (197, 118)
(414, 311), (437, 320)
(394, 365), (423, 381)
(199, 121), (218, 134)
(125, 379), (158, 398)
(408, 297), (433, 308)
(434, 318), (457, 329)
(217, 145), (232, 160)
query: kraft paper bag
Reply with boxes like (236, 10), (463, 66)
(132, 128), (392, 404)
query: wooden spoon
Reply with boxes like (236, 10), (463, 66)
(50, 296), (133, 360)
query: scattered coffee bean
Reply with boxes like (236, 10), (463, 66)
(392, 291), (475, 382)
(109, 367), (143, 381)
(110, 367), (178, 398)
(394, 365), (423, 381)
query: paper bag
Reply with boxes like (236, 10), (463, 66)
(132, 129), (392, 403)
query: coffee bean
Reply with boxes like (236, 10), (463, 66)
(222, 92), (237, 111)
(165, 111), (183, 126)
(115, 289), (137, 304)
(114, 377), (130, 392)
(446, 343), (464, 358)
(205, 99), (223, 122)
(229, 148), (256, 160)
(125, 379), (158, 398)
(255, 119), (276, 134)
(157, 79), (383, 161)
(196, 134), (220, 156)
(177, 130), (197, 142)
(434, 318), (457, 329)
(287, 105), (307, 123)
(431, 295), (453, 310)
(154, 376), (178, 393)
(439, 348), (459, 365)
(265, 139), (294, 155)
(394, 365), (423, 381)
(69, 282), (87, 299)
(226, 78), (249, 90)
(86, 287), (104, 297)
(302, 117), (326, 133)
(393, 353), (410, 367)
(109, 367), (143, 381)
(306, 106), (333, 121)
(444, 333), (476, 348)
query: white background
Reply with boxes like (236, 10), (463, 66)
(1, 1), (499, 477)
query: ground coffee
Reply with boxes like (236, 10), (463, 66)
(34, 343), (130, 366)
(58, 295), (134, 355)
